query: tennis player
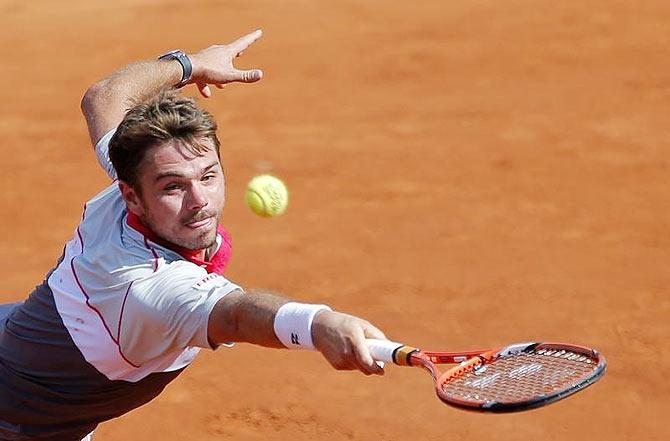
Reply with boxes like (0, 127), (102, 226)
(0, 29), (386, 441)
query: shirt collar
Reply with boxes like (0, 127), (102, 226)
(126, 211), (232, 275)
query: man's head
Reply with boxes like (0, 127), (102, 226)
(109, 90), (225, 254)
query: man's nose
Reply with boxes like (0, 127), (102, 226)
(187, 183), (209, 210)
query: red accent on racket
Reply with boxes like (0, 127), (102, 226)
(367, 339), (606, 412)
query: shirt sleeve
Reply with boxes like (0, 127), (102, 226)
(118, 260), (242, 366)
(95, 128), (118, 180)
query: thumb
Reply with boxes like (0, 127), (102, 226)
(362, 323), (387, 341)
(231, 69), (263, 83)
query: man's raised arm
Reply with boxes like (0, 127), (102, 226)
(81, 29), (264, 146)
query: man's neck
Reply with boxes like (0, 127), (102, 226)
(202, 244), (216, 262)
(125, 211), (232, 276)
(127, 212), (211, 261)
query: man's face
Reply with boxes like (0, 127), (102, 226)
(121, 138), (225, 254)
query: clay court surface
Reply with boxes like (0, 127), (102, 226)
(0, 0), (667, 439)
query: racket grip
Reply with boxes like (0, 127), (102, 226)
(366, 339), (406, 363)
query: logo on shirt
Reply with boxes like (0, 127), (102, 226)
(192, 273), (228, 291)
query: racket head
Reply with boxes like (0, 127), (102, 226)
(434, 342), (606, 412)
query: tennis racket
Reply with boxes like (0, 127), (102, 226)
(367, 339), (606, 412)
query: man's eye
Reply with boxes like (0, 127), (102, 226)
(202, 174), (215, 181)
(164, 184), (180, 191)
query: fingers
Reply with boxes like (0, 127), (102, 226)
(231, 69), (263, 83)
(351, 332), (385, 376)
(197, 82), (212, 98)
(326, 341), (380, 376)
(195, 72), (252, 96)
(312, 311), (387, 376)
(230, 29), (263, 55)
(188, 29), (263, 88)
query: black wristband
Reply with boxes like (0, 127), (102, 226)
(158, 50), (192, 88)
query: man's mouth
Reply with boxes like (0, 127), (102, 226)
(185, 215), (215, 229)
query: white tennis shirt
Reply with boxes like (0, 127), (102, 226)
(50, 129), (240, 382)
(0, 129), (240, 439)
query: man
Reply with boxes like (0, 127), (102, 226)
(0, 30), (387, 441)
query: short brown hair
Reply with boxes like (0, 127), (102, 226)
(109, 89), (220, 189)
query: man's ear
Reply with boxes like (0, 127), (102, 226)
(118, 181), (145, 217)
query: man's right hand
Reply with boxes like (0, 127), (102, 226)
(188, 29), (264, 98)
(311, 310), (387, 376)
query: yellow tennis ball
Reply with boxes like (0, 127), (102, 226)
(245, 174), (289, 217)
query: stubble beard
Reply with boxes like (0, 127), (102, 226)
(181, 226), (218, 251)
(143, 211), (220, 252)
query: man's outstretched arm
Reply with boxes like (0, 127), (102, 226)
(81, 29), (264, 146)
(208, 290), (387, 376)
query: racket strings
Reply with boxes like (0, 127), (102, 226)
(440, 348), (599, 404)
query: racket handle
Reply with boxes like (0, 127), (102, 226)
(367, 339), (403, 362)
(366, 339), (418, 366)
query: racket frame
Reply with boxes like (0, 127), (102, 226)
(368, 339), (607, 413)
